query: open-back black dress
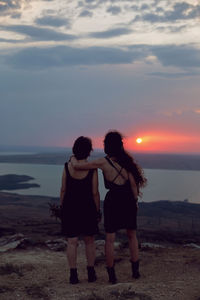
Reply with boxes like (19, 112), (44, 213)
(61, 163), (99, 237)
(103, 156), (138, 233)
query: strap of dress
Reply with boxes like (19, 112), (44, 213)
(105, 156), (127, 182)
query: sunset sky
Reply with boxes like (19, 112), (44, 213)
(0, 0), (200, 153)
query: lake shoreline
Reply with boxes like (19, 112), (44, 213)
(1, 151), (200, 170)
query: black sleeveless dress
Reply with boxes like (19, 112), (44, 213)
(103, 157), (138, 233)
(61, 163), (99, 237)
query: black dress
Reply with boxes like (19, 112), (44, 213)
(61, 163), (99, 237)
(103, 157), (138, 233)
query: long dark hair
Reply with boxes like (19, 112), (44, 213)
(72, 136), (92, 160)
(104, 131), (147, 193)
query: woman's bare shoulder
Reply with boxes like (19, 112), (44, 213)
(94, 157), (106, 164)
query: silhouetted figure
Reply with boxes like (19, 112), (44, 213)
(60, 136), (100, 284)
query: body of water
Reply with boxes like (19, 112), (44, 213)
(0, 163), (200, 203)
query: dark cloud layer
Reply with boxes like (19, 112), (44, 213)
(4, 45), (143, 69)
(3, 44), (200, 72)
(151, 45), (200, 68)
(0, 25), (77, 41)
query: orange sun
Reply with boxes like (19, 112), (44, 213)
(136, 138), (143, 144)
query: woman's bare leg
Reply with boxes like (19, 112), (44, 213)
(67, 237), (78, 268)
(127, 229), (139, 262)
(83, 236), (96, 266)
(105, 233), (115, 267)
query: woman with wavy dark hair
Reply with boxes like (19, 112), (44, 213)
(72, 131), (147, 284)
(60, 136), (100, 284)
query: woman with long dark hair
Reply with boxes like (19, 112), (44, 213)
(60, 136), (100, 284)
(71, 131), (147, 284)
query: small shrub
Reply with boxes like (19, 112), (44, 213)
(48, 203), (62, 221)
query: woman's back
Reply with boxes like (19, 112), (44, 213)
(64, 162), (93, 202)
(61, 162), (98, 237)
(102, 156), (129, 187)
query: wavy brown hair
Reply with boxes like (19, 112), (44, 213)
(104, 131), (147, 194)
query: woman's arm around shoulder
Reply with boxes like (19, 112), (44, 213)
(71, 156), (105, 170)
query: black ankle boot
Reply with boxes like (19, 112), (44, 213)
(69, 268), (79, 284)
(87, 266), (97, 282)
(131, 260), (140, 279)
(106, 266), (117, 284)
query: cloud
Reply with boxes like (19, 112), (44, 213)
(2, 38), (200, 72)
(151, 45), (200, 69)
(3, 45), (143, 70)
(157, 25), (187, 33)
(35, 16), (70, 27)
(134, 2), (200, 23)
(0, 0), (28, 16)
(88, 27), (132, 38)
(0, 25), (77, 41)
(11, 13), (21, 19)
(140, 4), (149, 10)
(107, 6), (121, 15)
(0, 38), (22, 43)
(79, 10), (93, 17)
(130, 5), (140, 12)
(128, 43), (200, 71)
(85, 0), (96, 3)
(0, 0), (20, 13)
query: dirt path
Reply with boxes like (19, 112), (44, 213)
(0, 244), (200, 300)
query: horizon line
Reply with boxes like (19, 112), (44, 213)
(0, 144), (199, 156)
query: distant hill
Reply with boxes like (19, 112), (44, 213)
(0, 151), (200, 171)
(133, 153), (200, 171)
(0, 145), (69, 153)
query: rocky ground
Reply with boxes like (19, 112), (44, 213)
(0, 192), (200, 299)
(0, 241), (200, 300)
